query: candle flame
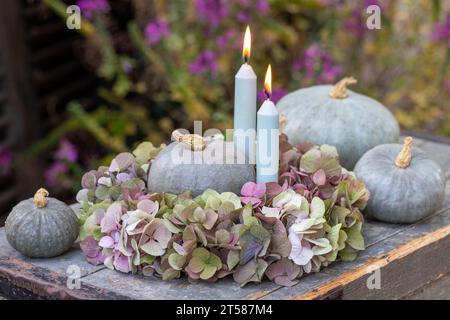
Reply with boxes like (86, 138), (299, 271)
(242, 26), (251, 63)
(264, 64), (272, 99)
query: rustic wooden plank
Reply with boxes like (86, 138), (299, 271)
(1, 182), (448, 300)
(0, 230), (104, 278)
(262, 208), (450, 300)
(77, 208), (450, 300)
(402, 274), (450, 300)
(0, 256), (128, 300)
(0, 138), (448, 300)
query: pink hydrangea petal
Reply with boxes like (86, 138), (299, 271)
(80, 236), (100, 258)
(114, 253), (130, 273)
(99, 236), (115, 248)
(101, 203), (122, 233)
(288, 232), (313, 266)
(137, 199), (159, 215)
(240, 196), (262, 208)
(240, 181), (266, 198)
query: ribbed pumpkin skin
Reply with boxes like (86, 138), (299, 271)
(5, 198), (79, 258)
(277, 85), (400, 169)
(354, 144), (445, 223)
(148, 141), (255, 196)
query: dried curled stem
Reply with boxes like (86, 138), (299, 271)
(34, 188), (49, 208)
(329, 77), (357, 99)
(395, 137), (413, 168)
(172, 129), (206, 151)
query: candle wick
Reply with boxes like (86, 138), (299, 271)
(243, 55), (249, 64)
(264, 89), (271, 100)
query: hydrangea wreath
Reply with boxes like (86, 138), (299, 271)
(77, 134), (369, 287)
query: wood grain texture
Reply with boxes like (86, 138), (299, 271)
(0, 231), (104, 278)
(0, 256), (128, 300)
(0, 138), (448, 300)
(402, 274), (450, 300)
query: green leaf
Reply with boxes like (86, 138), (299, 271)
(346, 221), (365, 250)
(200, 265), (217, 280)
(227, 250), (240, 270)
(339, 246), (357, 262)
(168, 253), (187, 271)
(310, 197), (325, 219)
(162, 268), (180, 280)
(242, 203), (258, 227)
(163, 219), (181, 234)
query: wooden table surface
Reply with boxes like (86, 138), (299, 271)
(0, 136), (449, 300)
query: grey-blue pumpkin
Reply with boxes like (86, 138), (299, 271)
(5, 188), (79, 258)
(148, 135), (255, 196)
(277, 77), (400, 169)
(354, 137), (445, 223)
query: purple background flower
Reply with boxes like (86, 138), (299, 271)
(0, 146), (13, 176)
(44, 162), (68, 187)
(55, 139), (78, 162)
(77, 0), (110, 20)
(194, 0), (229, 28)
(292, 44), (342, 84)
(431, 16), (450, 46)
(145, 18), (171, 45)
(189, 50), (218, 76)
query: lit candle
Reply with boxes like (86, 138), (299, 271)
(256, 65), (279, 183)
(234, 26), (257, 164)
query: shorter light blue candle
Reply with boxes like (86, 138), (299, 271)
(256, 99), (279, 183)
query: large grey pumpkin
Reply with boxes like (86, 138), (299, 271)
(277, 77), (400, 169)
(5, 189), (79, 258)
(148, 139), (255, 196)
(354, 137), (445, 223)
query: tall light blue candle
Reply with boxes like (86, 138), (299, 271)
(256, 65), (279, 183)
(234, 26), (256, 164)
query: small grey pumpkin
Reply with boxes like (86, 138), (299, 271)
(148, 131), (255, 196)
(5, 188), (79, 258)
(354, 137), (445, 223)
(277, 77), (400, 169)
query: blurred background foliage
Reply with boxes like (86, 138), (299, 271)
(2, 0), (448, 199)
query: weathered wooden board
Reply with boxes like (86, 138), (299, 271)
(404, 274), (450, 300)
(0, 137), (448, 300)
(0, 232), (104, 279)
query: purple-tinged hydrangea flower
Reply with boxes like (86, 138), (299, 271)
(101, 202), (123, 233)
(44, 162), (68, 187)
(189, 50), (218, 76)
(288, 228), (314, 267)
(0, 146), (13, 176)
(431, 17), (450, 45)
(194, 0), (229, 28)
(55, 138), (78, 162)
(240, 182), (266, 208)
(76, 0), (110, 20)
(145, 18), (171, 45)
(80, 236), (106, 265)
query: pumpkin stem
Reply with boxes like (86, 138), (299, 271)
(34, 188), (49, 208)
(329, 77), (357, 99)
(172, 129), (206, 151)
(279, 112), (287, 135)
(395, 137), (413, 168)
